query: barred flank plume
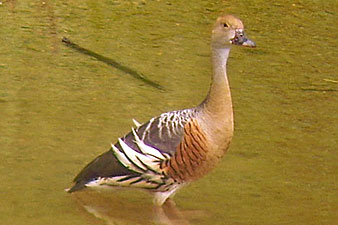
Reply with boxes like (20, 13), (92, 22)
(86, 128), (175, 191)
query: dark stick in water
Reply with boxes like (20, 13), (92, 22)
(62, 37), (164, 90)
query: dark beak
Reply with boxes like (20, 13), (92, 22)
(231, 30), (256, 48)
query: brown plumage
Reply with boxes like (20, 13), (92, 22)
(164, 119), (208, 182)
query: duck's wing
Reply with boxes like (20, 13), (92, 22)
(67, 109), (197, 192)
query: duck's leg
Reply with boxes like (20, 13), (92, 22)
(153, 199), (190, 225)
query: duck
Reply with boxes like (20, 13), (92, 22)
(67, 14), (256, 206)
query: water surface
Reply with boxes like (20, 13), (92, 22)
(0, 0), (337, 224)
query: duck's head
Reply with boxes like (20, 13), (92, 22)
(212, 15), (256, 48)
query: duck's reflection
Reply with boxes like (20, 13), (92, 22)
(72, 190), (198, 225)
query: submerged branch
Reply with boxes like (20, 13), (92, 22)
(62, 37), (164, 90)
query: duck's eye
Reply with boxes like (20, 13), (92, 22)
(223, 23), (228, 28)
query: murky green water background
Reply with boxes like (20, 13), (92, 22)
(0, 0), (337, 224)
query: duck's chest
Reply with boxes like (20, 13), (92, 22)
(161, 118), (232, 182)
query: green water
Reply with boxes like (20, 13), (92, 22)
(0, 0), (337, 224)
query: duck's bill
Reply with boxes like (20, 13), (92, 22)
(231, 30), (256, 48)
(241, 38), (256, 47)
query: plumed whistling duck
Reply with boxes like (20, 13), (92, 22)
(67, 14), (256, 206)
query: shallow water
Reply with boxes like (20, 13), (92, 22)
(0, 0), (337, 224)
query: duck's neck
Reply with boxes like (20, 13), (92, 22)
(199, 46), (234, 140)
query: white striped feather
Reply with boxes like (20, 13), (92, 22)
(117, 138), (152, 171)
(117, 138), (163, 173)
(111, 144), (144, 173)
(100, 128), (175, 190)
(132, 118), (142, 127)
(86, 176), (160, 189)
(131, 128), (169, 160)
